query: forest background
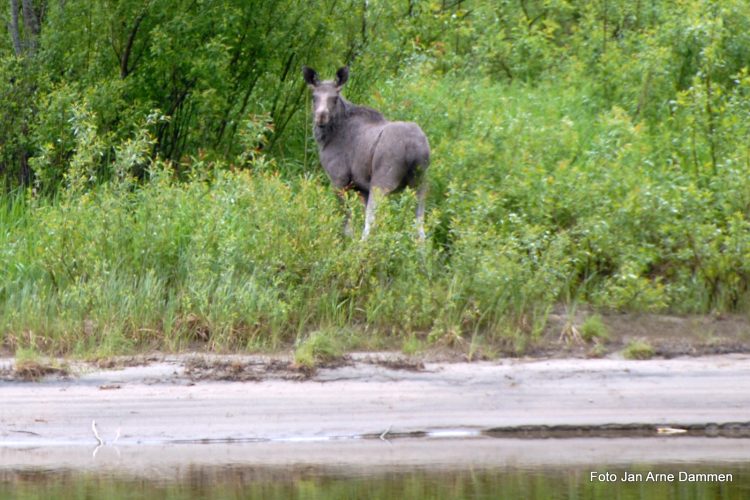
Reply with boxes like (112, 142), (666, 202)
(1, 0), (749, 357)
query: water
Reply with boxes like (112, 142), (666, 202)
(1, 438), (749, 499)
(2, 463), (749, 499)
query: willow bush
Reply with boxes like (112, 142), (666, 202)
(2, 1), (750, 353)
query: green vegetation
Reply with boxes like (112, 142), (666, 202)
(293, 329), (346, 369)
(12, 347), (68, 380)
(581, 315), (610, 343)
(2, 1), (750, 355)
(623, 339), (656, 360)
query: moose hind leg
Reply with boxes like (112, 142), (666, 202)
(415, 177), (428, 241)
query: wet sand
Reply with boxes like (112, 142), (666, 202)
(2, 353), (750, 473)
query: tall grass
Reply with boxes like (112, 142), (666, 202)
(2, 67), (750, 355)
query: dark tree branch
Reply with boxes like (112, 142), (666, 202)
(120, 12), (146, 78)
(267, 84), (305, 151)
(440, 0), (465, 11)
(497, 58), (514, 81)
(152, 74), (196, 161)
(704, 73), (717, 175)
(520, 0), (546, 29)
(519, 0), (530, 22)
(602, 0), (608, 55)
(528, 10), (547, 29)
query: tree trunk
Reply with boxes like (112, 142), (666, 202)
(20, 0), (40, 53)
(8, 0), (22, 55)
(21, 0), (39, 35)
(8, 0), (41, 55)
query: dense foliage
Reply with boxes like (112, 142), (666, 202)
(2, 0), (750, 354)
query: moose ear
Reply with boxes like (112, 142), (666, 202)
(302, 66), (319, 87)
(335, 66), (349, 88)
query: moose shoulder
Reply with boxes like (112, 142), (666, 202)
(302, 65), (430, 240)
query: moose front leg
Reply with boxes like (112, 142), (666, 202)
(336, 185), (370, 238)
(335, 187), (354, 238)
(362, 188), (383, 240)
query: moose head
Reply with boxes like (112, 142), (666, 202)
(302, 66), (349, 126)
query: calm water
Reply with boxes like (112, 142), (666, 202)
(2, 463), (749, 499)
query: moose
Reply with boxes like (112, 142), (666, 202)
(302, 66), (430, 240)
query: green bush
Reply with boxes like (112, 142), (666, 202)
(3, 1), (750, 354)
(623, 339), (656, 360)
(581, 315), (610, 343)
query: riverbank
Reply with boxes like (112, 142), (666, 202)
(2, 353), (749, 445)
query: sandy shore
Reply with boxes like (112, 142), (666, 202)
(2, 353), (750, 473)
